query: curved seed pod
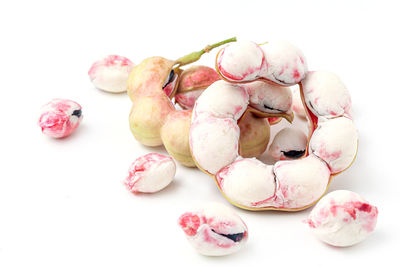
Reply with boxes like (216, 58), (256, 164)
(190, 61), (358, 211)
(38, 98), (83, 138)
(124, 153), (176, 193)
(216, 40), (307, 86)
(307, 190), (378, 247)
(268, 128), (307, 161)
(88, 55), (134, 93)
(178, 202), (248, 256)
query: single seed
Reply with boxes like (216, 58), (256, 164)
(38, 98), (83, 138)
(178, 202), (248, 256)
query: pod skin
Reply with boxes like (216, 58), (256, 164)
(38, 98), (83, 138)
(178, 202), (248, 256)
(307, 190), (378, 247)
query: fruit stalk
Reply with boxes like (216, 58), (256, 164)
(174, 37), (237, 67)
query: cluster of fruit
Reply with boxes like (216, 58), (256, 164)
(37, 38), (378, 256)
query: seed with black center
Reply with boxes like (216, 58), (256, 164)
(212, 230), (244, 242)
(163, 70), (175, 89)
(72, 109), (82, 118)
(282, 150), (305, 159)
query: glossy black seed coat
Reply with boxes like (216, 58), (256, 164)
(282, 150), (305, 159)
(162, 70), (175, 89)
(72, 109), (82, 118)
(263, 103), (284, 113)
(212, 230), (244, 242)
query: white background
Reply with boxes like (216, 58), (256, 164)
(0, 0), (398, 266)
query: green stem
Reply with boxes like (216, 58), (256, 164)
(174, 37), (237, 67)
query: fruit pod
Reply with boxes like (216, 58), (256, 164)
(189, 41), (358, 211)
(128, 57), (178, 146)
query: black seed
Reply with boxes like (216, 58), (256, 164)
(263, 103), (284, 113)
(212, 230), (244, 242)
(72, 109), (82, 118)
(162, 70), (175, 89)
(282, 150), (305, 159)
